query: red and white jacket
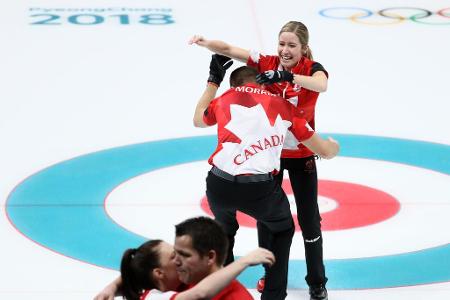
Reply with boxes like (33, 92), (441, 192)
(247, 51), (328, 158)
(140, 280), (252, 300)
(203, 83), (314, 175)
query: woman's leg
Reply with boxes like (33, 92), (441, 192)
(285, 156), (327, 287)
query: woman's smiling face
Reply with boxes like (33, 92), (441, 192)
(278, 31), (304, 70)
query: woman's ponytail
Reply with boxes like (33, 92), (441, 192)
(120, 240), (163, 300)
(120, 248), (141, 300)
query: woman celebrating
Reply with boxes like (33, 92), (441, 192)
(94, 217), (275, 300)
(189, 21), (329, 300)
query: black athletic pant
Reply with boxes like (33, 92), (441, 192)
(206, 170), (294, 300)
(257, 156), (328, 287)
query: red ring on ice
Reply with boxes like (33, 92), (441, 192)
(201, 179), (400, 231)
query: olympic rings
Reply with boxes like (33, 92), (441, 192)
(319, 7), (450, 25)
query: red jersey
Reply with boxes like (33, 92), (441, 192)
(140, 284), (189, 300)
(140, 280), (252, 300)
(203, 83), (314, 176)
(247, 51), (328, 158)
(206, 279), (252, 300)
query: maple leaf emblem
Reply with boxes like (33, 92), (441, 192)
(283, 130), (300, 149)
(212, 104), (292, 175)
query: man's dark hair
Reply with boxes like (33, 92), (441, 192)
(175, 216), (228, 266)
(229, 66), (258, 87)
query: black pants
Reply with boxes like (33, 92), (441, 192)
(257, 156), (328, 287)
(206, 170), (294, 300)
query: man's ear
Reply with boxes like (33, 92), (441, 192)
(206, 250), (218, 266)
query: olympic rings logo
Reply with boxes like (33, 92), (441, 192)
(319, 7), (450, 25)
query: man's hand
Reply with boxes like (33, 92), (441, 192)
(208, 54), (233, 86)
(256, 70), (294, 84)
(321, 137), (340, 159)
(93, 279), (121, 300)
(93, 285), (116, 300)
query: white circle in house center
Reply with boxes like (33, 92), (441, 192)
(288, 195), (338, 213)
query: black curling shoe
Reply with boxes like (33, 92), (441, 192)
(309, 284), (328, 300)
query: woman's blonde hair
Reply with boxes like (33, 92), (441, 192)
(279, 21), (313, 60)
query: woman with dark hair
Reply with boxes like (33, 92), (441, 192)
(95, 230), (274, 300)
(95, 239), (182, 300)
(120, 240), (181, 300)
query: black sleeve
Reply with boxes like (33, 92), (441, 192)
(311, 62), (328, 78)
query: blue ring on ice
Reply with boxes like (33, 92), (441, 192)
(6, 134), (450, 288)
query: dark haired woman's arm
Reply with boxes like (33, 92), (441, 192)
(176, 248), (274, 300)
